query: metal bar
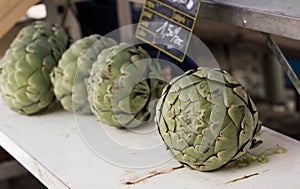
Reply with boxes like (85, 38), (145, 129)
(117, 0), (135, 42)
(262, 32), (300, 94)
(200, 3), (300, 41)
(262, 54), (285, 104)
(127, 0), (300, 41)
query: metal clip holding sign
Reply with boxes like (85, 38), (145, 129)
(262, 32), (300, 94)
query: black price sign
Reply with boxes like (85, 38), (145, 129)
(136, 0), (201, 62)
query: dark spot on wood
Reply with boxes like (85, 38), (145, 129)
(226, 173), (259, 184)
(123, 165), (184, 185)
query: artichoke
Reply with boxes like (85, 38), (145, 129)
(0, 21), (69, 115)
(88, 43), (165, 128)
(50, 35), (117, 114)
(155, 67), (261, 171)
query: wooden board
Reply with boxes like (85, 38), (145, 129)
(1, 98), (300, 188)
(0, 0), (39, 39)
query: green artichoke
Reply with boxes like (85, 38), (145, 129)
(0, 21), (69, 115)
(50, 35), (117, 114)
(88, 43), (165, 128)
(155, 67), (261, 171)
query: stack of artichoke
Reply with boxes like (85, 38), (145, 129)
(0, 21), (263, 172)
(0, 21), (69, 115)
(50, 34), (117, 114)
(155, 67), (261, 171)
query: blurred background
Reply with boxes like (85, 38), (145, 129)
(0, 0), (299, 188)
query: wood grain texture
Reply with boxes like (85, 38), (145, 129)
(0, 0), (39, 39)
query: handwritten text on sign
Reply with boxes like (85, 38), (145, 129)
(136, 0), (201, 62)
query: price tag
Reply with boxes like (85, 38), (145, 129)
(136, 0), (202, 62)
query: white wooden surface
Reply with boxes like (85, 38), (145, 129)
(0, 98), (300, 189)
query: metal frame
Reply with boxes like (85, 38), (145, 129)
(263, 33), (300, 94)
(118, 0), (300, 41)
(200, 0), (300, 41)
(117, 0), (300, 95)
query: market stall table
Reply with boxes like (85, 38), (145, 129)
(0, 99), (300, 189)
(1, 0), (300, 188)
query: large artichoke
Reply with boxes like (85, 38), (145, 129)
(88, 43), (165, 128)
(155, 67), (261, 171)
(50, 35), (117, 114)
(0, 21), (69, 115)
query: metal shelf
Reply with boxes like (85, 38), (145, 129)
(118, 0), (300, 97)
(200, 0), (300, 41)
(120, 0), (300, 41)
